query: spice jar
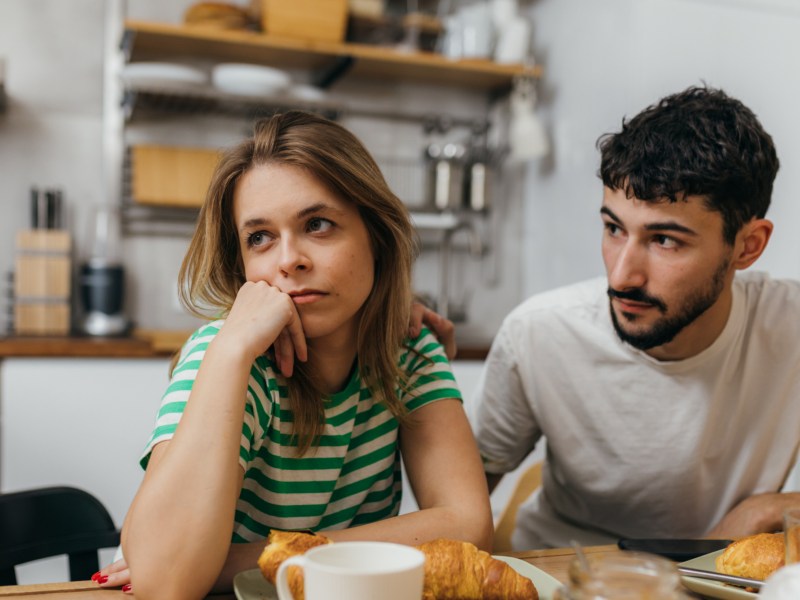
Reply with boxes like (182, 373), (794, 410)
(552, 552), (692, 599)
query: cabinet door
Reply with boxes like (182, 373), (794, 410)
(0, 357), (171, 583)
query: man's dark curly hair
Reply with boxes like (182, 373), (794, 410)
(598, 86), (779, 244)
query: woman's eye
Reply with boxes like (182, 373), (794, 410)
(246, 231), (270, 248)
(308, 217), (333, 233)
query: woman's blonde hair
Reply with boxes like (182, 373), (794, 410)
(178, 111), (417, 453)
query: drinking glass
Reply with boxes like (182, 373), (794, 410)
(785, 507), (800, 565)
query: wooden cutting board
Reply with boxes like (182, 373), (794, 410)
(131, 144), (221, 208)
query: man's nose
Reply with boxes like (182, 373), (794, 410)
(608, 241), (647, 290)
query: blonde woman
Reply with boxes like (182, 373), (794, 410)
(100, 112), (491, 599)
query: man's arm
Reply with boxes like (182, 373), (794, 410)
(706, 491), (800, 538)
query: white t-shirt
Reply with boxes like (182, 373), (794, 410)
(475, 272), (800, 549)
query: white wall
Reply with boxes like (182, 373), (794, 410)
(520, 0), (800, 301)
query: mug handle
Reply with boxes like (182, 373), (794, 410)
(275, 555), (306, 600)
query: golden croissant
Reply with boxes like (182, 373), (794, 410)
(715, 532), (785, 581)
(258, 531), (538, 600)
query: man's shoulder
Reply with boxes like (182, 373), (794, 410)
(735, 271), (800, 306)
(506, 277), (607, 322)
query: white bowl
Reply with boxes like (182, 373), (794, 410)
(212, 63), (291, 97)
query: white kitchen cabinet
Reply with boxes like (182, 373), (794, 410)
(0, 357), (170, 583)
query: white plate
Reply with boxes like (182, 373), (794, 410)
(121, 62), (209, 88)
(287, 84), (328, 103)
(212, 63), (291, 97)
(233, 554), (563, 600)
(679, 550), (758, 600)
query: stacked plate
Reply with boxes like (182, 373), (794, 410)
(121, 62), (209, 89)
(211, 63), (292, 97)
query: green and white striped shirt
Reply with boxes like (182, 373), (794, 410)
(140, 320), (461, 542)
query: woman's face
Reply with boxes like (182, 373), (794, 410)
(233, 163), (375, 347)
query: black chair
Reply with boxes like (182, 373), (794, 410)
(0, 486), (120, 585)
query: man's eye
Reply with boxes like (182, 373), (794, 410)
(604, 222), (621, 236)
(654, 234), (679, 249)
(308, 217), (333, 233)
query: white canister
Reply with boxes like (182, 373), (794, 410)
(495, 15), (531, 64)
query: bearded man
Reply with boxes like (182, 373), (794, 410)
(475, 86), (800, 549)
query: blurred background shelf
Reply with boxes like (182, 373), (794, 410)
(124, 19), (542, 91)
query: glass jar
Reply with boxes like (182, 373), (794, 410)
(552, 551), (691, 600)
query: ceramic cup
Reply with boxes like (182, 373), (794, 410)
(275, 541), (425, 600)
(785, 507), (800, 564)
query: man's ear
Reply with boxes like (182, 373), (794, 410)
(732, 218), (773, 270)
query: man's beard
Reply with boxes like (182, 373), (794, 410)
(608, 257), (730, 351)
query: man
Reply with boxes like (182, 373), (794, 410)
(476, 86), (800, 549)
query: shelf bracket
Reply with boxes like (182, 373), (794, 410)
(312, 56), (356, 89)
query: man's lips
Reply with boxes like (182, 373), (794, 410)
(613, 297), (655, 313)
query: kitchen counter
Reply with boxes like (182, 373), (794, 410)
(0, 332), (490, 360)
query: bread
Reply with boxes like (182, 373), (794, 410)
(183, 2), (254, 30)
(715, 532), (785, 581)
(417, 538), (537, 600)
(258, 530), (333, 599)
(258, 531), (537, 600)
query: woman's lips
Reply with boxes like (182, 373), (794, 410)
(289, 291), (327, 305)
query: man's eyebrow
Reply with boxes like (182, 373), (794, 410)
(600, 206), (621, 223)
(600, 206), (698, 236)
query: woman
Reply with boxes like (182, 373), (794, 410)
(103, 112), (492, 599)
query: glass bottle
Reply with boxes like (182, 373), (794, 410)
(552, 552), (692, 600)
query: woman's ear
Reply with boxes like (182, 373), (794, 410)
(733, 218), (773, 270)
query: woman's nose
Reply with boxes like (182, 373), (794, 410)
(277, 236), (311, 275)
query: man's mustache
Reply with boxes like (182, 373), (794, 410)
(607, 287), (667, 313)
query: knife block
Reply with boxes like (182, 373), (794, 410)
(14, 229), (72, 335)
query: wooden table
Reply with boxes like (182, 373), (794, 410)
(0, 544), (707, 598)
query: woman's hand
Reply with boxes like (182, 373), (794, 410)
(93, 558), (133, 594)
(222, 281), (307, 376)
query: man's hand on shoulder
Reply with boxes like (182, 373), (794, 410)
(706, 492), (800, 538)
(409, 302), (456, 361)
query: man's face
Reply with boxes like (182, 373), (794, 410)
(600, 187), (735, 354)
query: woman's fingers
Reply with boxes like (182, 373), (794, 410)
(274, 330), (295, 377)
(93, 562), (131, 588)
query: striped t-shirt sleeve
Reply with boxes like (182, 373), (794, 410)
(400, 328), (462, 412)
(139, 321), (257, 470)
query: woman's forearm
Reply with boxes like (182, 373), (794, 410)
(123, 336), (253, 600)
(324, 505), (493, 551)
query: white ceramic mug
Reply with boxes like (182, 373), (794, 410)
(275, 541), (425, 600)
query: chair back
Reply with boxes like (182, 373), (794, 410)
(0, 486), (120, 585)
(494, 461), (542, 553)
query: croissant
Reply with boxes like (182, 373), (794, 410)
(258, 532), (538, 600)
(417, 538), (537, 600)
(258, 530), (333, 599)
(715, 532), (785, 581)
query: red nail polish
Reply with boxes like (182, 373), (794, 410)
(91, 572), (102, 582)
(122, 584), (132, 593)
(98, 575), (108, 584)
